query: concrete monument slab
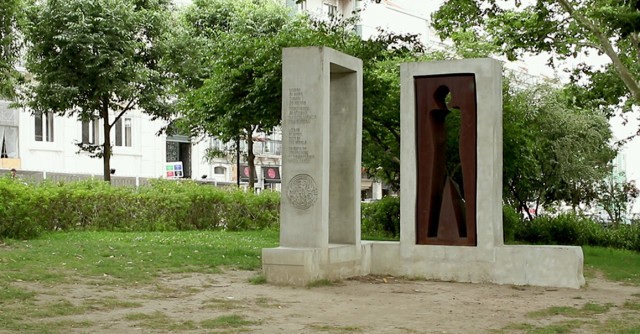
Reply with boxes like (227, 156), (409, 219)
(372, 58), (584, 288)
(262, 47), (365, 285)
(263, 53), (585, 289)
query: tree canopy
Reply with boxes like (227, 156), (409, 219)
(173, 0), (293, 189)
(24, 0), (176, 182)
(432, 0), (640, 113)
(0, 0), (24, 98)
(173, 0), (425, 189)
(503, 80), (616, 217)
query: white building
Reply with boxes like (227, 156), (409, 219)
(0, 99), (285, 188)
(286, 0), (356, 18)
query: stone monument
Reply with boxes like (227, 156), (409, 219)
(263, 52), (585, 289)
(376, 58), (585, 288)
(262, 47), (366, 285)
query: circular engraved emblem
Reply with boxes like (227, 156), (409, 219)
(287, 174), (318, 210)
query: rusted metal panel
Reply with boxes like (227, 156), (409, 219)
(415, 74), (477, 246)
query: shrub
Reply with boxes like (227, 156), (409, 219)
(0, 178), (41, 239)
(515, 212), (640, 251)
(0, 179), (280, 239)
(502, 205), (521, 243)
(361, 196), (400, 240)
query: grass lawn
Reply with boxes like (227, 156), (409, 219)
(1, 232), (638, 286)
(0, 231), (639, 333)
(583, 245), (640, 285)
(0, 230), (280, 287)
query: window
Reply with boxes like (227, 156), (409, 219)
(211, 138), (226, 152)
(35, 111), (54, 142)
(214, 166), (226, 175)
(266, 139), (282, 155)
(297, 0), (307, 11)
(0, 128), (19, 158)
(324, 3), (337, 17)
(114, 117), (132, 147)
(81, 118), (100, 144)
(0, 103), (19, 158)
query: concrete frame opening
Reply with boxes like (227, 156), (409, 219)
(329, 65), (358, 246)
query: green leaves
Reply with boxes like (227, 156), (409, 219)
(503, 80), (616, 214)
(0, 0), (25, 98)
(24, 0), (177, 181)
(434, 0), (640, 106)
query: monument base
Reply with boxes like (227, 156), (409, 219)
(367, 242), (585, 288)
(262, 242), (584, 288)
(262, 244), (369, 286)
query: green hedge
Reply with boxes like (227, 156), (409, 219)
(3, 178), (638, 251)
(0, 178), (280, 239)
(517, 213), (640, 251)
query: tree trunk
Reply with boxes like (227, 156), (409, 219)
(101, 100), (112, 183)
(246, 127), (256, 190)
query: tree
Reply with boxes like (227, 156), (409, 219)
(502, 80), (616, 218)
(596, 177), (639, 225)
(432, 0), (640, 113)
(175, 1), (425, 189)
(175, 0), (291, 189)
(0, 0), (24, 98)
(24, 0), (176, 182)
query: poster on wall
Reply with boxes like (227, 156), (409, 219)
(166, 161), (184, 178)
(262, 166), (281, 183)
(239, 165), (258, 182)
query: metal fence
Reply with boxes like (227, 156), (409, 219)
(1, 169), (152, 187)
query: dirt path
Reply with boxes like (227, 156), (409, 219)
(6, 270), (640, 333)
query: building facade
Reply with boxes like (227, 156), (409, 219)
(0, 99), (286, 189)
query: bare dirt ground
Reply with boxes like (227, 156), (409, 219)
(7, 270), (640, 334)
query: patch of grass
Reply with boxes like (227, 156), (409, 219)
(125, 311), (167, 321)
(248, 274), (267, 284)
(41, 320), (94, 332)
(0, 284), (35, 301)
(598, 314), (640, 333)
(308, 324), (364, 333)
(125, 311), (197, 331)
(495, 323), (535, 332)
(255, 296), (280, 308)
(623, 300), (640, 311)
(500, 300), (640, 334)
(201, 297), (244, 310)
(0, 230), (279, 288)
(0, 299), (94, 333)
(527, 302), (611, 319)
(307, 279), (335, 288)
(32, 299), (87, 318)
(200, 314), (258, 329)
(84, 296), (143, 311)
(494, 320), (586, 334)
(583, 246), (640, 285)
